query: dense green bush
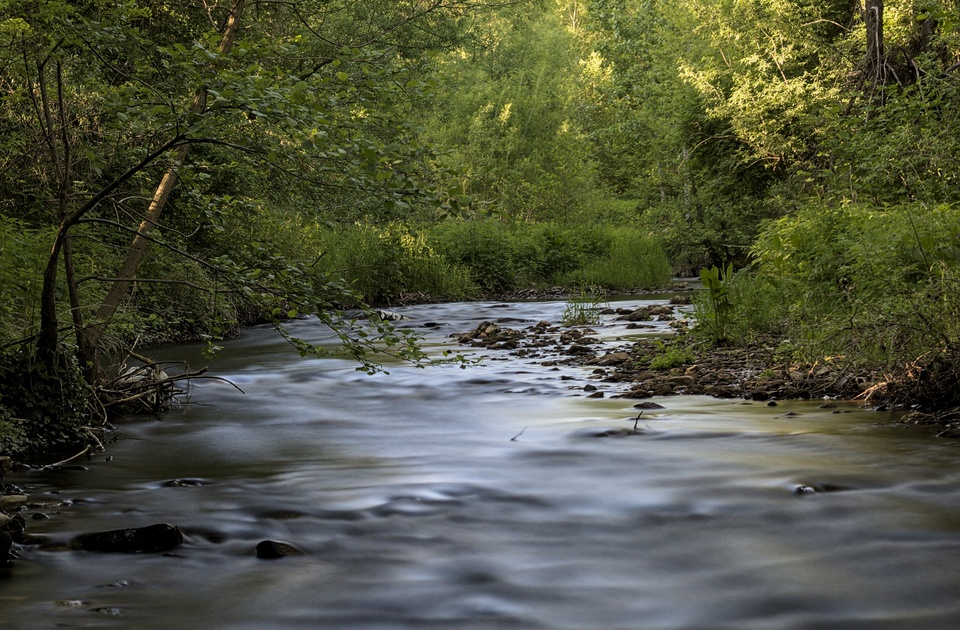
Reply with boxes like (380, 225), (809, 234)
(429, 220), (671, 294)
(0, 219), (54, 343)
(707, 202), (960, 404)
(428, 220), (520, 293)
(0, 347), (90, 456)
(570, 228), (672, 291)
(307, 222), (476, 305)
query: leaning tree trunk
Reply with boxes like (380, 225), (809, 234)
(55, 0), (245, 383)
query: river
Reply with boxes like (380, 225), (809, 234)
(3, 297), (960, 629)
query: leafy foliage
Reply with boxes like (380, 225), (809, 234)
(570, 228), (672, 290)
(308, 222), (476, 306)
(421, 4), (604, 221)
(718, 202), (960, 404)
(0, 347), (90, 456)
(694, 264), (737, 346)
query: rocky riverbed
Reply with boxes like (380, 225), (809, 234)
(451, 301), (960, 433)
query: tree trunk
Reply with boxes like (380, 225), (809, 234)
(865, 0), (885, 83)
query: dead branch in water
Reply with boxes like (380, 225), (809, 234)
(94, 351), (244, 416)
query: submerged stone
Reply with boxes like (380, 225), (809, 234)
(75, 523), (183, 553)
(633, 402), (666, 410)
(0, 495), (27, 511)
(569, 427), (636, 439)
(256, 540), (304, 559)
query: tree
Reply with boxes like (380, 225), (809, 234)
(0, 0), (520, 451)
(420, 0), (602, 222)
(573, 0), (786, 269)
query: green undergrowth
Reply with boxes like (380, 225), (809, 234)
(649, 341), (696, 370)
(692, 202), (960, 408)
(429, 220), (671, 295)
(0, 347), (90, 457)
(307, 220), (673, 304)
(306, 222), (475, 306)
(567, 228), (672, 291)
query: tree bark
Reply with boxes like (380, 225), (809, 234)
(865, 0), (885, 83)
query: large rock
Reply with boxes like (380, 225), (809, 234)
(1, 512), (26, 563)
(75, 523), (183, 553)
(597, 352), (631, 366)
(624, 308), (653, 322)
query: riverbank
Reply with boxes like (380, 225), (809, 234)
(450, 299), (960, 436)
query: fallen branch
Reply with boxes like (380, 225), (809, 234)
(81, 426), (106, 451)
(41, 445), (92, 470)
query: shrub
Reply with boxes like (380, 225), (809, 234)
(727, 201), (960, 405)
(571, 228), (672, 291)
(0, 347), (90, 456)
(308, 222), (475, 305)
(428, 220), (520, 293)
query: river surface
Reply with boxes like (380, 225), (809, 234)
(3, 297), (960, 629)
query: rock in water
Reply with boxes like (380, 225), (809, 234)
(75, 523), (183, 553)
(256, 540), (303, 559)
(0, 494), (27, 512)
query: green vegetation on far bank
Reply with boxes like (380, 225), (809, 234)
(308, 220), (670, 305)
(690, 202), (960, 408)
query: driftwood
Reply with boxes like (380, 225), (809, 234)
(95, 351), (243, 416)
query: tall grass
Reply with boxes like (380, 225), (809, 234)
(429, 220), (672, 294)
(306, 222), (475, 305)
(301, 219), (674, 304)
(570, 228), (672, 291)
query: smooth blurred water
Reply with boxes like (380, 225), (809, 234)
(3, 298), (960, 629)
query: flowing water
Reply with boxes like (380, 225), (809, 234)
(3, 298), (960, 629)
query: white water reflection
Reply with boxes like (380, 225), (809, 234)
(4, 298), (960, 629)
